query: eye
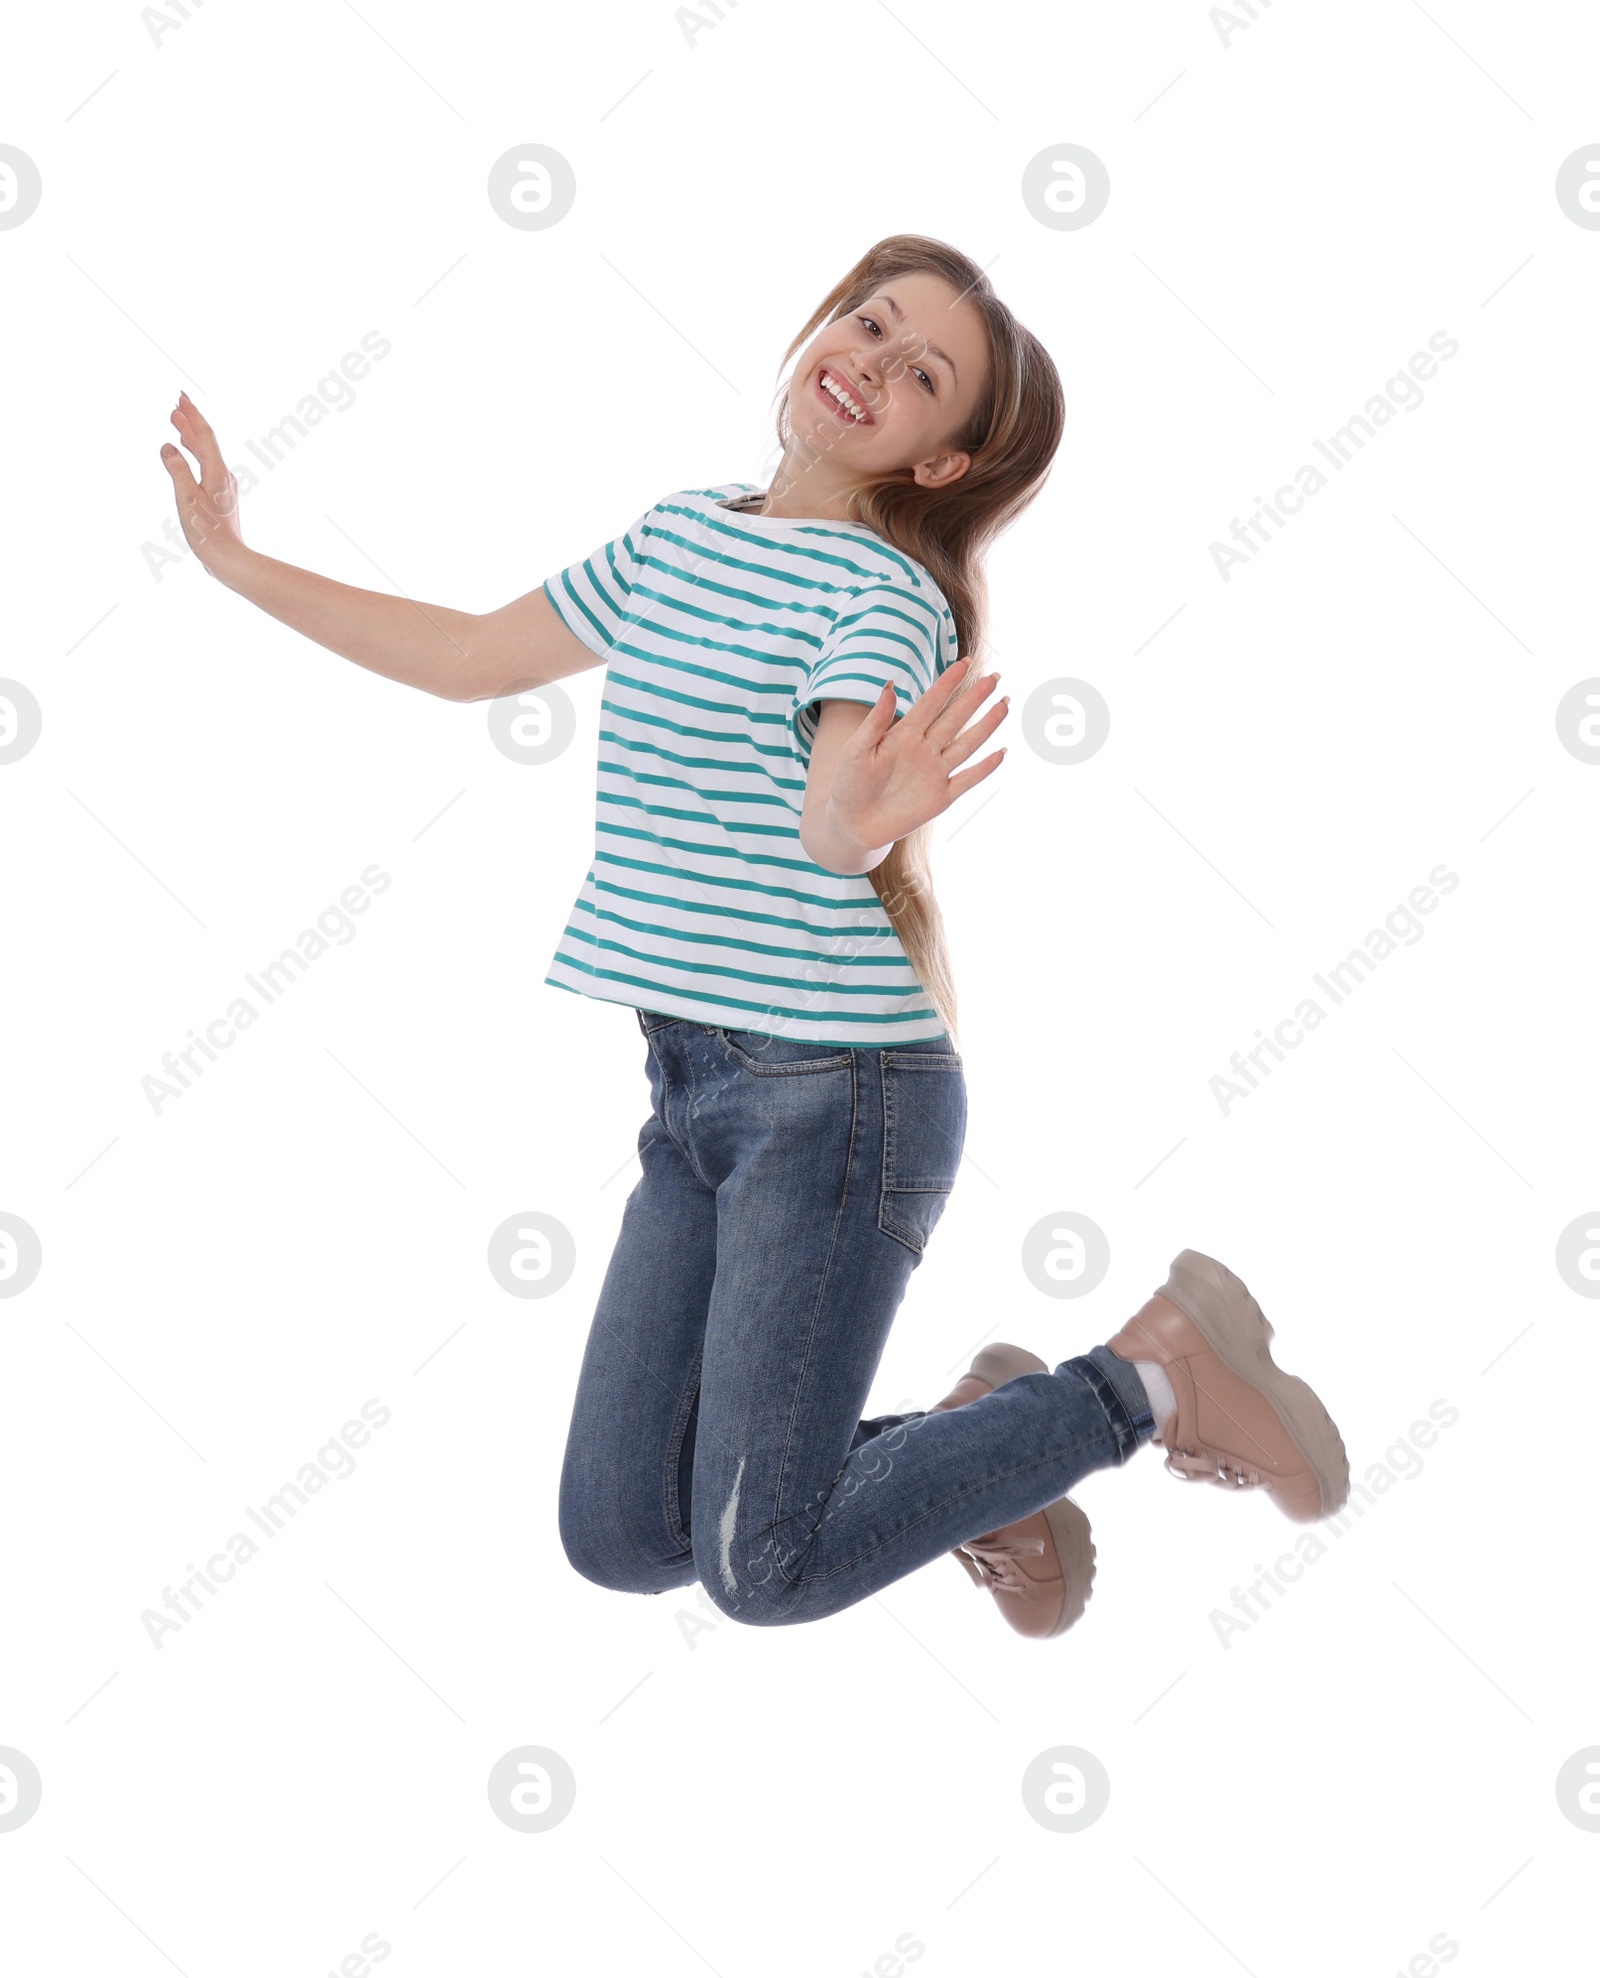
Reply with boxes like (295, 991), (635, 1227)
(858, 315), (937, 394)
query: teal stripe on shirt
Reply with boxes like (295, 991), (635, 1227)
(538, 483), (960, 1044)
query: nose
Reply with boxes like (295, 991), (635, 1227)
(845, 348), (883, 399)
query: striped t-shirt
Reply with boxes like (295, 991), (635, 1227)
(539, 481), (960, 1044)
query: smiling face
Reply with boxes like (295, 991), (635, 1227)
(772, 268), (992, 515)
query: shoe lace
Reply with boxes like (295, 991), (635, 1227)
(1163, 1445), (1266, 1490)
(954, 1533), (1046, 1594)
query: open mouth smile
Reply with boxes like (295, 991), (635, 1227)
(815, 365), (875, 426)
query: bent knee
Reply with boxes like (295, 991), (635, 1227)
(558, 1505), (691, 1598)
(692, 1545), (808, 1628)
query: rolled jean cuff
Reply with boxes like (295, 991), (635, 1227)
(1063, 1343), (1156, 1458)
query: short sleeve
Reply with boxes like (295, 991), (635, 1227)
(789, 583), (955, 765)
(540, 503), (656, 659)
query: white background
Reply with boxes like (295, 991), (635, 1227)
(3, 1), (1597, 1972)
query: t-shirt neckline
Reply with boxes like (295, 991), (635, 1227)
(710, 483), (881, 535)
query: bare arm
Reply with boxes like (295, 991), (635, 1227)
(212, 552), (597, 703)
(797, 659), (1009, 875)
(160, 391), (598, 703)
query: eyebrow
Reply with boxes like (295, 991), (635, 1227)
(878, 292), (957, 387)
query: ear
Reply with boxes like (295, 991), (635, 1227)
(911, 450), (973, 491)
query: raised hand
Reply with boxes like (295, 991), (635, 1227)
(159, 390), (245, 573)
(823, 657), (1009, 855)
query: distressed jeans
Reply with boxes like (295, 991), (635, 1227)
(557, 1009), (1157, 1627)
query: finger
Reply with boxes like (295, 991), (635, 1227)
(939, 746), (1007, 807)
(940, 694), (1009, 764)
(904, 654), (970, 730)
(910, 656), (989, 738)
(168, 406), (207, 476)
(159, 440), (197, 488)
(927, 668), (1000, 744)
(849, 679), (900, 745)
(173, 391), (228, 482)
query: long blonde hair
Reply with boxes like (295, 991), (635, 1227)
(769, 235), (1065, 1046)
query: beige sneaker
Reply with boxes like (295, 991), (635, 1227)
(1105, 1249), (1350, 1522)
(929, 1344), (1096, 1640)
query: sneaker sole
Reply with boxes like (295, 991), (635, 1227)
(1160, 1249), (1351, 1518)
(958, 1344), (1096, 1638)
(1041, 1497), (1096, 1637)
(969, 1342), (1047, 1387)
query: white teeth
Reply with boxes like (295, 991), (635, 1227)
(821, 371), (867, 421)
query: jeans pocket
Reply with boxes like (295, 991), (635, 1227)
(717, 1028), (854, 1076)
(877, 1050), (967, 1255)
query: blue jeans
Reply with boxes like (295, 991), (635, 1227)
(557, 1010), (1157, 1626)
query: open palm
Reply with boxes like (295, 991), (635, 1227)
(826, 657), (1009, 849)
(160, 390), (245, 571)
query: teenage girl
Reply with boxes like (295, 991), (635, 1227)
(161, 233), (1350, 1642)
